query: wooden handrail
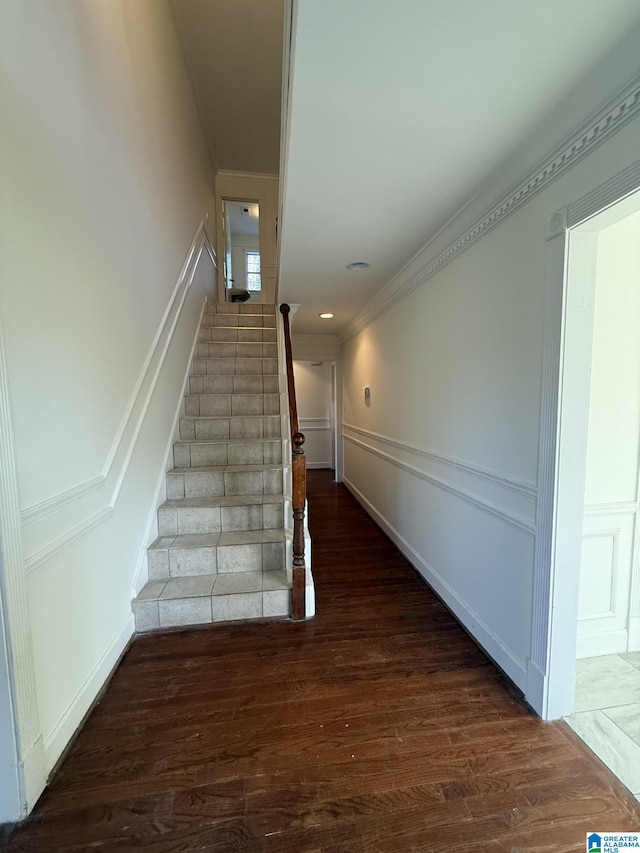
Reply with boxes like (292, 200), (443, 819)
(280, 304), (306, 621)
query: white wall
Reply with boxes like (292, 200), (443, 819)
(293, 361), (333, 469)
(578, 210), (640, 656)
(0, 0), (215, 816)
(341, 33), (640, 711)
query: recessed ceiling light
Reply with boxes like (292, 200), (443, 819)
(319, 313), (334, 319)
(346, 261), (370, 271)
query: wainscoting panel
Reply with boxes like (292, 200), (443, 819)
(300, 417), (332, 469)
(577, 503), (637, 658)
(343, 435), (536, 687)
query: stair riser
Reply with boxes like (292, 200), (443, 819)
(198, 328), (277, 343)
(173, 441), (282, 468)
(167, 469), (284, 500)
(195, 342), (277, 359)
(200, 314), (276, 328)
(190, 358), (279, 376)
(184, 394), (280, 417)
(179, 416), (281, 441)
(204, 303), (276, 315)
(189, 375), (279, 395)
(158, 503), (285, 535)
(148, 541), (286, 580)
(133, 588), (289, 632)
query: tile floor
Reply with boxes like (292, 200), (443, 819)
(565, 651), (640, 800)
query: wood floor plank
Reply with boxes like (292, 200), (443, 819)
(3, 470), (640, 851)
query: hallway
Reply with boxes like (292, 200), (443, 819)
(3, 471), (640, 851)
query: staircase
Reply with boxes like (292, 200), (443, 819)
(132, 301), (293, 632)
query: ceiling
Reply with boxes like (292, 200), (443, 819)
(277, 0), (640, 335)
(227, 201), (260, 237)
(168, 0), (284, 174)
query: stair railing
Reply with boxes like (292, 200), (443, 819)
(279, 304), (306, 621)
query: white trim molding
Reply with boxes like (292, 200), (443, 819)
(21, 222), (215, 572)
(343, 75), (640, 342)
(343, 423), (536, 499)
(584, 500), (637, 517)
(343, 429), (536, 537)
(532, 164), (640, 720)
(0, 317), (45, 815)
(42, 613), (133, 770)
(299, 417), (331, 432)
(567, 158), (640, 229)
(528, 228), (569, 718)
(343, 476), (527, 686)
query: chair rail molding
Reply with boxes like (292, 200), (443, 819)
(342, 74), (640, 342)
(20, 222), (214, 570)
(343, 475), (527, 686)
(343, 430), (536, 537)
(584, 500), (638, 517)
(299, 417), (331, 432)
(343, 423), (537, 499)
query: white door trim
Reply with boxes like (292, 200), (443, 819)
(530, 163), (640, 720)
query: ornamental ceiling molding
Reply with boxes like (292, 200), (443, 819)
(342, 71), (640, 342)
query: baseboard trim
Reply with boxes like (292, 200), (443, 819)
(43, 614), (134, 774)
(576, 629), (629, 659)
(343, 476), (527, 689)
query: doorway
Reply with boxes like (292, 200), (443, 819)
(221, 199), (262, 302)
(543, 188), (640, 797)
(292, 360), (339, 478)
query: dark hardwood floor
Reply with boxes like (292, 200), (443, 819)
(3, 470), (639, 851)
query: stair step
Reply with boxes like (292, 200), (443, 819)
(190, 357), (279, 376)
(200, 314), (276, 329)
(189, 376), (280, 395)
(137, 301), (292, 635)
(188, 375), (279, 395)
(166, 464), (285, 499)
(198, 327), (277, 343)
(203, 302), (276, 315)
(133, 569), (290, 632)
(183, 393), (280, 417)
(147, 529), (288, 579)
(158, 494), (285, 535)
(173, 438), (282, 468)
(179, 414), (281, 441)
(195, 342), (277, 359)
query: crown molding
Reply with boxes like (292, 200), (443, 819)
(343, 71), (640, 342)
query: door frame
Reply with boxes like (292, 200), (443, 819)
(532, 167), (640, 720)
